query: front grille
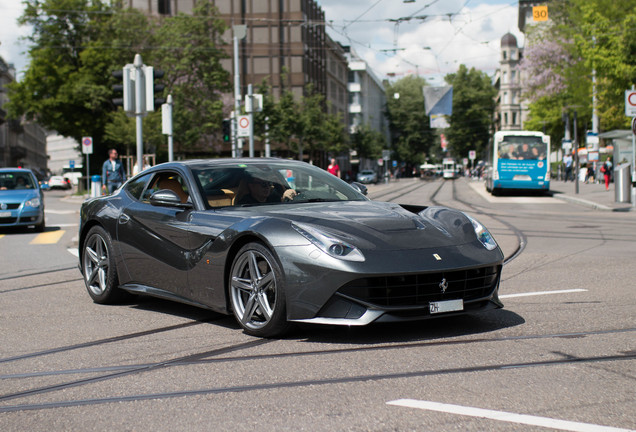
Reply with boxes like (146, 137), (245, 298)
(338, 265), (500, 307)
(0, 217), (18, 224)
(1, 203), (21, 210)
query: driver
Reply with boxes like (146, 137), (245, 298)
(237, 173), (297, 205)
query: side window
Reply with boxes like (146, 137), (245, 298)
(142, 172), (190, 204)
(125, 173), (152, 200)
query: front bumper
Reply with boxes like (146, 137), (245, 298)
(279, 242), (504, 324)
(0, 207), (44, 228)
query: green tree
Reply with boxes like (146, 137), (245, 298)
(7, 0), (230, 167)
(444, 65), (496, 159)
(350, 123), (385, 160)
(262, 83), (347, 164)
(6, 0), (114, 155)
(385, 75), (433, 165)
(520, 0), (636, 140)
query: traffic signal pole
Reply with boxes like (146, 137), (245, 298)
(134, 54), (144, 175)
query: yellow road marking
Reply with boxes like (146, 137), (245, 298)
(30, 230), (65, 245)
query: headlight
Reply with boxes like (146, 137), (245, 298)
(25, 197), (41, 208)
(292, 222), (365, 262)
(464, 213), (498, 250)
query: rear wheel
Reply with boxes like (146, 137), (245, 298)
(82, 225), (122, 304)
(229, 242), (289, 337)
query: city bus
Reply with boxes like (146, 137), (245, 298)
(485, 130), (550, 194)
(442, 158), (456, 179)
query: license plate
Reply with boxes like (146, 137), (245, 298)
(0, 211), (11, 217)
(429, 299), (464, 314)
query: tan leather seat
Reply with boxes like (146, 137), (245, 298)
(207, 189), (236, 207)
(159, 178), (189, 204)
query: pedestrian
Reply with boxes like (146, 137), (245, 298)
(101, 149), (126, 194)
(132, 156), (151, 176)
(600, 157), (612, 191)
(327, 158), (341, 178)
(585, 164), (595, 184)
(563, 153), (573, 181)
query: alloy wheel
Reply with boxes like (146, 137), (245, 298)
(230, 249), (278, 331)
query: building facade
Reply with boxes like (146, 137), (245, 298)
(344, 47), (388, 137)
(494, 33), (525, 131)
(125, 0), (353, 158)
(0, 57), (47, 174)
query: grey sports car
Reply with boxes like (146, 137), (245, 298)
(79, 158), (503, 337)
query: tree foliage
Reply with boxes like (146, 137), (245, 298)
(6, 0), (230, 168)
(254, 82), (347, 164)
(520, 0), (636, 138)
(384, 75), (433, 165)
(350, 123), (385, 161)
(444, 65), (496, 159)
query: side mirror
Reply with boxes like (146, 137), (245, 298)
(149, 189), (192, 209)
(350, 181), (368, 196)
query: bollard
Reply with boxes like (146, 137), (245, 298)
(90, 175), (102, 198)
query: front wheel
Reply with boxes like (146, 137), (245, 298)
(229, 242), (290, 337)
(82, 225), (122, 304)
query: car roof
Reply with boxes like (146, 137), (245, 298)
(149, 158), (312, 171)
(0, 168), (35, 174)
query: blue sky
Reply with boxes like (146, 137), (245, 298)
(1, 0), (522, 82)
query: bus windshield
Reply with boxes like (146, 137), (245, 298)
(498, 136), (546, 160)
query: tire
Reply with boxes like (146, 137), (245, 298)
(229, 242), (290, 337)
(34, 218), (45, 233)
(82, 225), (122, 304)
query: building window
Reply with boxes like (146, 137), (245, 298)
(503, 91), (508, 104)
(512, 112), (517, 125)
(511, 70), (516, 83)
(504, 113), (508, 125)
(503, 51), (507, 60)
(158, 0), (170, 15)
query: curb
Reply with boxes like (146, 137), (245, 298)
(552, 194), (632, 212)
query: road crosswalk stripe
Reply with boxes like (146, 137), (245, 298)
(30, 230), (66, 245)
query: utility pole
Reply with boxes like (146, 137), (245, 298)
(162, 94), (173, 162)
(574, 110), (579, 194)
(233, 25), (247, 158)
(134, 54), (144, 175)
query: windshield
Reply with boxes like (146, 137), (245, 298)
(191, 161), (367, 208)
(0, 172), (36, 191)
(498, 136), (546, 160)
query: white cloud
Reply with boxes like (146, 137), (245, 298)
(319, 0), (524, 83)
(0, 1), (32, 78)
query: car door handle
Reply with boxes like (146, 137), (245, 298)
(118, 213), (130, 224)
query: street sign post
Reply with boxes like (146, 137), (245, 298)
(82, 136), (93, 194)
(237, 115), (251, 138)
(69, 160), (75, 170)
(625, 90), (636, 117)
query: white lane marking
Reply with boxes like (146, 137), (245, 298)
(387, 399), (633, 432)
(467, 180), (562, 204)
(54, 223), (79, 227)
(67, 248), (79, 258)
(45, 209), (78, 214)
(500, 289), (587, 299)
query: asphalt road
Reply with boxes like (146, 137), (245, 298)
(0, 180), (634, 431)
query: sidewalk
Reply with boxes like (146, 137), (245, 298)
(550, 180), (634, 212)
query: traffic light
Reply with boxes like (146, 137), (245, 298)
(222, 119), (231, 142)
(144, 66), (165, 111)
(112, 66), (134, 112)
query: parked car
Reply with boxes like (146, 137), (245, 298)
(0, 168), (45, 232)
(356, 169), (378, 184)
(79, 158), (503, 337)
(47, 175), (72, 190)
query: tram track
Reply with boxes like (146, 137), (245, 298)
(1, 343), (633, 413)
